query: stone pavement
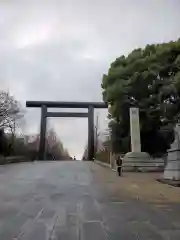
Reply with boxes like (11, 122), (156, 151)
(0, 161), (180, 239)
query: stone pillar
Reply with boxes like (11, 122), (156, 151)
(88, 105), (94, 161)
(38, 105), (47, 160)
(130, 107), (141, 152)
(124, 107), (150, 171)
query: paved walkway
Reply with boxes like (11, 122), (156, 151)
(0, 161), (180, 239)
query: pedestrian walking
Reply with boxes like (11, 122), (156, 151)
(116, 155), (123, 176)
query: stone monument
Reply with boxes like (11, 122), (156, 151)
(124, 107), (150, 171)
(163, 124), (180, 182)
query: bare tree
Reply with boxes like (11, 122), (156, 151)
(46, 127), (70, 160)
(0, 91), (20, 130)
(0, 90), (25, 153)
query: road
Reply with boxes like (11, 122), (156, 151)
(0, 161), (180, 239)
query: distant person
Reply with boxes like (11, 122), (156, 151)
(116, 155), (123, 176)
(73, 156), (76, 160)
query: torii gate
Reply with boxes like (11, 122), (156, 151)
(26, 101), (107, 160)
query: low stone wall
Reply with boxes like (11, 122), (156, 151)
(96, 154), (165, 173)
(123, 157), (164, 172)
(0, 156), (29, 165)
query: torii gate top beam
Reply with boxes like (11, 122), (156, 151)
(26, 101), (107, 109)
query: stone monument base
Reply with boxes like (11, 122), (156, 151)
(158, 124), (180, 186)
(123, 152), (151, 172)
(158, 149), (180, 187)
(163, 149), (180, 180)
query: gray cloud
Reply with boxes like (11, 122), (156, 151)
(0, 0), (179, 157)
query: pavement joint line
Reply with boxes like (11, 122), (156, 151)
(17, 207), (44, 239)
(110, 201), (126, 204)
(83, 220), (102, 223)
(77, 203), (82, 240)
(100, 220), (110, 240)
(94, 199), (110, 239)
(0, 193), (44, 240)
(48, 214), (58, 240)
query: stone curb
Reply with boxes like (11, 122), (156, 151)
(94, 160), (116, 172)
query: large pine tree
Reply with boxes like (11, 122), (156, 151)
(102, 39), (180, 156)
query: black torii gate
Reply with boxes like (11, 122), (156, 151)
(26, 101), (107, 160)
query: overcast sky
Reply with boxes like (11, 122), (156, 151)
(0, 0), (180, 158)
